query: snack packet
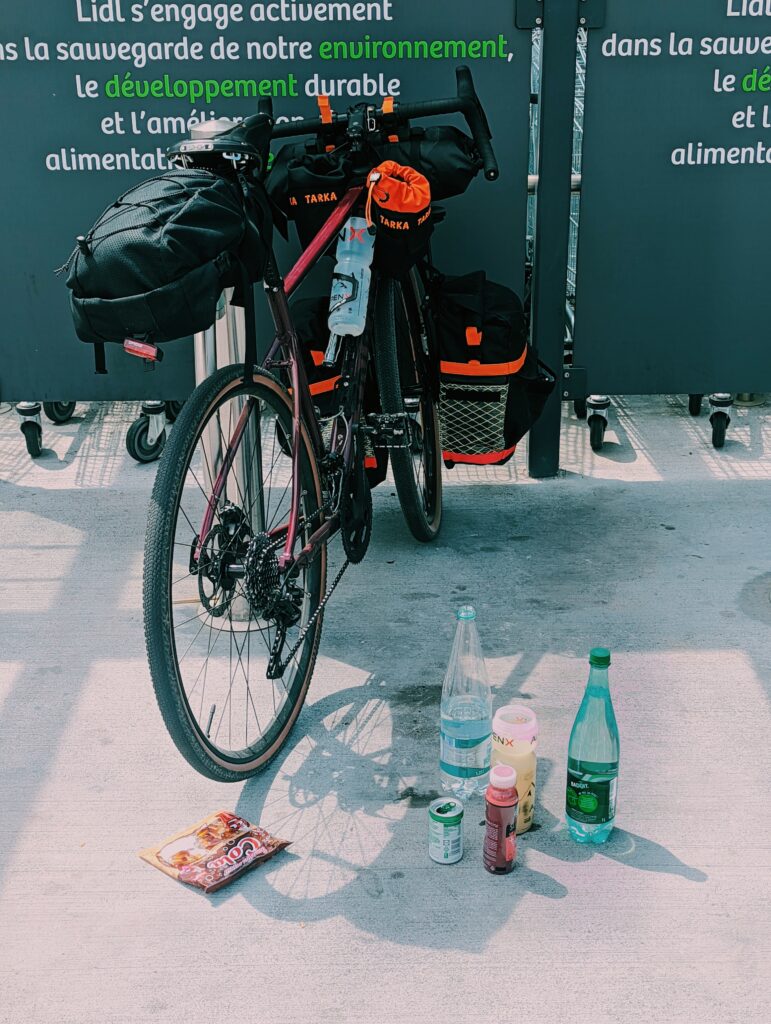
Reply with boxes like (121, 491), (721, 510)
(138, 811), (290, 893)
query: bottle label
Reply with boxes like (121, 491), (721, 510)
(505, 821), (517, 862)
(565, 766), (618, 824)
(440, 731), (491, 779)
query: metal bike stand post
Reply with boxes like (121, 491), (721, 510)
(201, 288), (263, 621)
(523, 0), (594, 478)
(193, 302), (221, 495)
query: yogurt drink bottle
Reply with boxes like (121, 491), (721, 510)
(491, 705), (538, 834)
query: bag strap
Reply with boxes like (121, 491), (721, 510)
(94, 341), (106, 375)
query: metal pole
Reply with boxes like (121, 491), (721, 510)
(528, 0), (581, 479)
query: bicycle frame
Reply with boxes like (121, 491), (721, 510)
(196, 184), (367, 575)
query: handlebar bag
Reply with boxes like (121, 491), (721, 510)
(433, 271), (555, 466)
(374, 125), (481, 201)
(268, 124), (479, 251)
(366, 161), (433, 278)
(62, 168), (271, 365)
(290, 294), (388, 487)
(268, 145), (354, 249)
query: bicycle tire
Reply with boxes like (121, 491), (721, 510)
(144, 363), (326, 781)
(373, 276), (443, 542)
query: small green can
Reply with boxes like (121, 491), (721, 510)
(428, 797), (464, 864)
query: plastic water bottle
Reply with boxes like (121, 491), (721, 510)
(440, 606), (492, 798)
(565, 647), (620, 844)
(327, 216), (375, 338)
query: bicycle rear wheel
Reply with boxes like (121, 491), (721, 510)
(144, 363), (326, 781)
(373, 275), (443, 542)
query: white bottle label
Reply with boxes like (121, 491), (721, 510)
(440, 728), (491, 779)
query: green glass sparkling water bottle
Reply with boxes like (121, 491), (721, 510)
(565, 648), (619, 844)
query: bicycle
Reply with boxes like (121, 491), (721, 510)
(143, 66), (499, 780)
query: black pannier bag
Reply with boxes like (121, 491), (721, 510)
(434, 272), (556, 467)
(290, 295), (388, 487)
(63, 168), (271, 368)
(268, 124), (479, 250)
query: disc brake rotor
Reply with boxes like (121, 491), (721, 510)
(195, 504), (252, 618)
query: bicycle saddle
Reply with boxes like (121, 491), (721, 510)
(167, 113), (273, 178)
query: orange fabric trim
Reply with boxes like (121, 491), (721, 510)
(465, 326), (483, 347)
(317, 95), (334, 151)
(310, 350), (325, 367)
(371, 160), (431, 213)
(443, 446), (517, 465)
(382, 96), (398, 142)
(440, 350), (528, 377)
(317, 95), (332, 124)
(309, 376), (340, 396)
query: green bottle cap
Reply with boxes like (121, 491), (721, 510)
(457, 605), (476, 621)
(589, 647), (611, 667)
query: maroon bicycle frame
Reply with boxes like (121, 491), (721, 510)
(196, 185), (365, 573)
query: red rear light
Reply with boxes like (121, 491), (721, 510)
(124, 338), (162, 361)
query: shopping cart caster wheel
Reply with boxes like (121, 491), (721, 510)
(574, 398), (588, 420)
(710, 411), (729, 450)
(688, 394), (703, 417)
(21, 420), (43, 458)
(589, 415), (606, 452)
(126, 416), (165, 463)
(164, 400), (184, 423)
(43, 401), (76, 424)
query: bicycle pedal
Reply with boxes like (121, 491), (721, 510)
(365, 412), (412, 449)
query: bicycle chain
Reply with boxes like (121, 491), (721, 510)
(267, 556), (349, 678)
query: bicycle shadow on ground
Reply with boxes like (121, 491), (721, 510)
(228, 678), (569, 953)
(215, 491), (707, 949)
(225, 669), (704, 950)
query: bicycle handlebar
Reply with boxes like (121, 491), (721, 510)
(268, 65), (499, 181)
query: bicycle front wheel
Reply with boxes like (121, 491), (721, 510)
(374, 275), (443, 542)
(144, 364), (326, 781)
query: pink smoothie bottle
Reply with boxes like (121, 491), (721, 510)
(483, 764), (518, 874)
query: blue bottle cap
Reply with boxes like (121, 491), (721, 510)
(457, 605), (476, 621)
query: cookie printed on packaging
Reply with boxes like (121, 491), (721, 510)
(138, 811), (290, 893)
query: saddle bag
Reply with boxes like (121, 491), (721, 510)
(61, 168), (272, 370)
(434, 272), (555, 466)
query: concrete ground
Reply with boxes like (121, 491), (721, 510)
(0, 395), (769, 1024)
